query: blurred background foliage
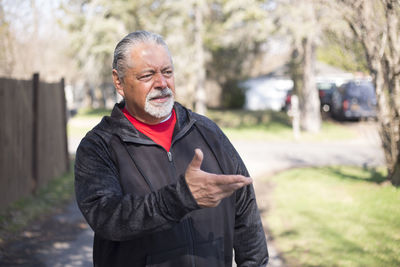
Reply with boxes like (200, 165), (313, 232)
(0, 0), (399, 186)
(0, 0), (368, 110)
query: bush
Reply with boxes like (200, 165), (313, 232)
(221, 80), (246, 109)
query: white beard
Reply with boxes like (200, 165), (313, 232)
(144, 87), (174, 119)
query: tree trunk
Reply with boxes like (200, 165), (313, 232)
(0, 3), (15, 76)
(289, 48), (303, 96)
(193, 0), (207, 115)
(84, 83), (94, 109)
(339, 0), (400, 186)
(373, 56), (400, 186)
(385, 0), (400, 186)
(393, 77), (400, 186)
(299, 36), (321, 133)
(385, 75), (400, 186)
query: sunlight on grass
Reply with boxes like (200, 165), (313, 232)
(263, 166), (400, 267)
(67, 119), (100, 139)
(68, 108), (357, 142)
(207, 109), (356, 141)
(75, 107), (112, 118)
(67, 108), (110, 139)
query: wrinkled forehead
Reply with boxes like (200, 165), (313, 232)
(126, 42), (173, 69)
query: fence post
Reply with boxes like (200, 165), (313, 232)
(60, 78), (70, 172)
(32, 73), (39, 194)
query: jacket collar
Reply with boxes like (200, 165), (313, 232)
(103, 101), (196, 144)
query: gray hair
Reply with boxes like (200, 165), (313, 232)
(112, 30), (172, 79)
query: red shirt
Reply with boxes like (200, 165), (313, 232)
(122, 107), (176, 152)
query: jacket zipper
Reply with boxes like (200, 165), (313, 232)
(167, 118), (197, 267)
(188, 218), (196, 267)
(167, 151), (173, 162)
(167, 151), (195, 267)
(184, 217), (196, 267)
(119, 108), (198, 265)
(171, 119), (196, 147)
(166, 117), (195, 184)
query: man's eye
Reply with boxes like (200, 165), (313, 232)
(163, 70), (173, 77)
(139, 74), (152, 80)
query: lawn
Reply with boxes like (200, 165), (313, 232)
(207, 109), (356, 141)
(68, 108), (356, 142)
(67, 108), (110, 139)
(262, 166), (400, 267)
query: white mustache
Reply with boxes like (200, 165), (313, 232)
(147, 87), (173, 100)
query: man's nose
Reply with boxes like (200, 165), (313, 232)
(154, 72), (167, 89)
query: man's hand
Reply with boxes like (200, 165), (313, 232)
(185, 149), (252, 208)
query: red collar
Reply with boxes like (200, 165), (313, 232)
(122, 108), (176, 152)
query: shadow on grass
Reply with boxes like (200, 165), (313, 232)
(207, 109), (291, 128)
(280, 210), (368, 267)
(278, 229), (298, 238)
(76, 108), (112, 117)
(323, 166), (387, 184)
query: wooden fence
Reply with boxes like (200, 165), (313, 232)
(0, 74), (69, 210)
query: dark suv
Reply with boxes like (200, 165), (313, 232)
(283, 82), (337, 114)
(331, 80), (377, 120)
(317, 82), (336, 113)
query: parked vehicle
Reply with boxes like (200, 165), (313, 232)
(317, 82), (336, 113)
(282, 89), (293, 112)
(282, 82), (336, 113)
(331, 80), (377, 120)
(244, 77), (293, 111)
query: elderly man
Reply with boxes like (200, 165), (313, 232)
(75, 30), (268, 267)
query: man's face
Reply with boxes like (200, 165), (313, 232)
(113, 42), (175, 124)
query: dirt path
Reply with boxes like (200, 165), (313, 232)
(0, 200), (93, 267)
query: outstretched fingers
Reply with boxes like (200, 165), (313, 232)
(212, 174), (253, 187)
(206, 174), (253, 204)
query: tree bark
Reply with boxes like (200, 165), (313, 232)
(193, 0), (207, 115)
(84, 82), (94, 109)
(341, 0), (400, 186)
(299, 36), (321, 133)
(384, 0), (400, 186)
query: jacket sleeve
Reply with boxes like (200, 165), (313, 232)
(234, 182), (269, 266)
(221, 135), (269, 266)
(74, 133), (200, 241)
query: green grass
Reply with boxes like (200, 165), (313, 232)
(263, 166), (400, 267)
(67, 108), (111, 139)
(0, 165), (75, 243)
(207, 109), (356, 141)
(207, 109), (292, 128)
(67, 108), (357, 141)
(75, 107), (112, 118)
(67, 119), (99, 139)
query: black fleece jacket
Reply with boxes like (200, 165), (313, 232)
(74, 102), (268, 267)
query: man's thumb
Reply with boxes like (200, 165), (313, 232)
(189, 148), (203, 170)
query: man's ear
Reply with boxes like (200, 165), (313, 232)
(112, 69), (125, 98)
